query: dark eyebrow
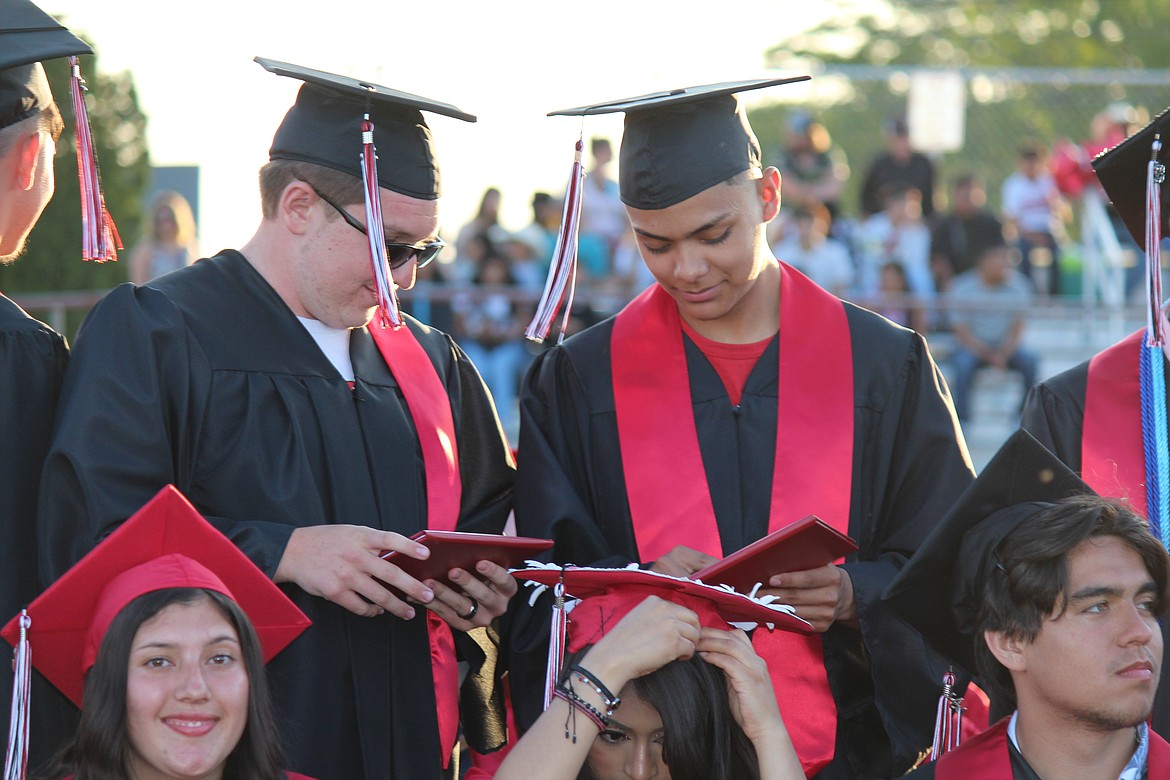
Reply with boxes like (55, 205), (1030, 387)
(1069, 582), (1157, 603)
(633, 211), (734, 243)
(134, 635), (241, 651)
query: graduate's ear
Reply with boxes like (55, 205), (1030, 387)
(10, 129), (47, 191)
(984, 629), (1029, 672)
(758, 166), (781, 223)
(279, 180), (318, 236)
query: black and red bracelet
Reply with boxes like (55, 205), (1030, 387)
(570, 664), (622, 716)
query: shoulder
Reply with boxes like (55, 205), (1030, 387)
(0, 294), (64, 346)
(524, 317), (618, 400)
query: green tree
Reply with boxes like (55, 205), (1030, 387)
(0, 41), (149, 335)
(751, 0), (1170, 220)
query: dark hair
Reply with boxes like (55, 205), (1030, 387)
(975, 495), (1170, 709)
(0, 102), (64, 158)
(257, 158), (363, 220)
(41, 589), (286, 780)
(571, 653), (760, 780)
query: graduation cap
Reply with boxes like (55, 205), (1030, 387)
(882, 429), (1092, 676)
(512, 562), (809, 709)
(0, 0), (120, 262)
(1092, 106), (1170, 252)
(257, 56), (475, 328)
(526, 76), (809, 343)
(1, 484), (310, 763)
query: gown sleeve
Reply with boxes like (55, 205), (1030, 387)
(1019, 368), (1087, 470)
(36, 284), (297, 586)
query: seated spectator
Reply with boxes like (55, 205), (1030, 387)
(777, 111), (850, 226)
(887, 430), (1170, 778)
(494, 566), (806, 780)
(1002, 144), (1069, 297)
(3, 486), (313, 779)
(578, 137), (628, 281)
(772, 202), (854, 298)
(931, 174), (1006, 292)
(856, 182), (934, 300)
(859, 114), (937, 221)
(510, 191), (561, 291)
(946, 242), (1039, 423)
(865, 260), (927, 334)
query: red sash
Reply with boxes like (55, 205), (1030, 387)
(935, 717), (1170, 778)
(369, 314), (462, 767)
(1083, 330), (1147, 515)
(611, 264), (853, 777)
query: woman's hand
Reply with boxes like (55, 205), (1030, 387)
(577, 595), (701, 695)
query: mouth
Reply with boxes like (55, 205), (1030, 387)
(162, 716), (220, 737)
(1117, 660), (1156, 680)
(676, 283), (721, 304)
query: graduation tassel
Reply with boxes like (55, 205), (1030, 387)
(360, 113), (403, 330)
(4, 612), (31, 780)
(543, 580), (567, 711)
(1140, 134), (1170, 547)
(525, 133), (584, 345)
(68, 56), (121, 263)
(930, 669), (964, 762)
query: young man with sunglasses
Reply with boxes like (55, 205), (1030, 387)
(36, 61), (516, 780)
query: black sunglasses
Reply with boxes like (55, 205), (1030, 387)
(305, 183), (445, 270)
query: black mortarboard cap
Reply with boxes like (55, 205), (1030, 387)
(882, 429), (1092, 673)
(549, 77), (810, 210)
(257, 57), (476, 201)
(0, 0), (92, 130)
(1092, 106), (1170, 246)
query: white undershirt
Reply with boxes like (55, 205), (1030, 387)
(297, 317), (354, 382)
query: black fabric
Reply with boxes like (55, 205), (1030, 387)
(1091, 105), (1170, 246)
(36, 252), (515, 780)
(507, 301), (975, 778)
(1020, 355), (1170, 739)
(859, 152), (936, 218)
(0, 0), (91, 129)
(0, 294), (78, 772)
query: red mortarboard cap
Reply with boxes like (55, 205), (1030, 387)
(513, 563), (811, 653)
(2, 485), (311, 706)
(549, 77), (810, 210)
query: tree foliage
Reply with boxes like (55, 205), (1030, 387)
(750, 0), (1170, 220)
(0, 42), (150, 334)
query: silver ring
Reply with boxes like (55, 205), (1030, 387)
(457, 596), (479, 621)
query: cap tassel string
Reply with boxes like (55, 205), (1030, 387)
(930, 669), (963, 762)
(4, 612), (31, 780)
(525, 134), (584, 345)
(543, 580), (567, 711)
(1141, 135), (1169, 548)
(69, 56), (121, 263)
(361, 114), (402, 330)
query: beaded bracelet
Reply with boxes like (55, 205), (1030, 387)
(570, 664), (621, 716)
(553, 685), (608, 743)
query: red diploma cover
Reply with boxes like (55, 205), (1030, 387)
(611, 263), (854, 776)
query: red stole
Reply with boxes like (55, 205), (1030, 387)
(369, 314), (462, 767)
(935, 717), (1170, 778)
(1083, 330), (1147, 515)
(611, 264), (853, 777)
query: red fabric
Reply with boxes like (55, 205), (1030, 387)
(369, 313), (462, 767)
(679, 320), (773, 406)
(961, 682), (992, 742)
(1083, 329), (1147, 515)
(610, 264), (853, 777)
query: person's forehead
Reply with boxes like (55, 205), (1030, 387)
(1066, 536), (1152, 591)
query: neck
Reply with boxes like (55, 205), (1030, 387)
(239, 223), (304, 316)
(1013, 708), (1138, 780)
(677, 260), (781, 344)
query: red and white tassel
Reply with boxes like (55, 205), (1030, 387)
(69, 56), (121, 263)
(525, 135), (584, 345)
(543, 581), (567, 711)
(4, 611), (31, 780)
(1146, 134), (1166, 348)
(360, 114), (402, 330)
(930, 669), (964, 761)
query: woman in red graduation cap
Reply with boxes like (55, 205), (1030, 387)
(2, 486), (314, 780)
(491, 565), (808, 780)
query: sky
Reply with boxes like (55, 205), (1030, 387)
(41, 0), (853, 253)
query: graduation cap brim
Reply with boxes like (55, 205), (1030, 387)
(547, 76), (811, 117)
(1, 485), (311, 706)
(512, 564), (812, 649)
(1092, 105), (1170, 246)
(881, 430), (1092, 674)
(0, 0), (92, 71)
(255, 57), (475, 123)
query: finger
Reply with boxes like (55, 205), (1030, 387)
(445, 569), (510, 619)
(767, 564), (835, 589)
(368, 558), (436, 605)
(371, 530), (431, 560)
(647, 556), (692, 577)
(474, 560), (520, 595)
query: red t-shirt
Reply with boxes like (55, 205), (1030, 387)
(680, 321), (774, 406)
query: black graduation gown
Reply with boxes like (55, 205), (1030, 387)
(1020, 356), (1170, 736)
(36, 252), (515, 780)
(508, 301), (975, 779)
(0, 295), (77, 771)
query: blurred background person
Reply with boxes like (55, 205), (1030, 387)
(772, 202), (854, 298)
(930, 173), (1005, 294)
(128, 189), (199, 285)
(1001, 142), (1069, 297)
(578, 137), (627, 283)
(776, 111), (849, 229)
(864, 260), (927, 335)
(856, 182), (933, 302)
(858, 114), (937, 221)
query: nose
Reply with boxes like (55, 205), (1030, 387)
(625, 742), (659, 779)
(176, 663), (211, 702)
(673, 244), (708, 285)
(1119, 601), (1157, 646)
(391, 258), (417, 291)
